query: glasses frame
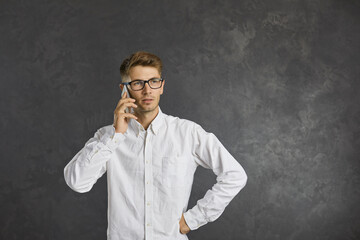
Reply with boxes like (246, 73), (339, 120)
(123, 77), (164, 91)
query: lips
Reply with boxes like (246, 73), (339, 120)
(142, 98), (154, 103)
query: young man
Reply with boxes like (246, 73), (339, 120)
(64, 51), (247, 240)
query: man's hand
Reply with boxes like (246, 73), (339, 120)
(113, 91), (138, 134)
(179, 213), (191, 234)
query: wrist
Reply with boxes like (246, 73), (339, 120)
(115, 129), (124, 134)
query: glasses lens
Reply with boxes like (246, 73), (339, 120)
(149, 78), (162, 89)
(130, 80), (144, 90)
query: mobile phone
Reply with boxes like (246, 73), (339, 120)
(121, 84), (134, 113)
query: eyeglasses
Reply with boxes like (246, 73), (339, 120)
(124, 78), (164, 91)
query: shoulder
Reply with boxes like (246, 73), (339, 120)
(163, 112), (194, 126)
(162, 112), (203, 132)
(94, 124), (116, 137)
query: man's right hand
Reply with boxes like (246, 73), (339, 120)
(113, 91), (138, 134)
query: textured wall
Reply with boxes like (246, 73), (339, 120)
(1, 0), (359, 239)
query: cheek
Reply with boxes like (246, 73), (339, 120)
(130, 93), (140, 101)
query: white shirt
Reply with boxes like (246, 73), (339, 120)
(64, 107), (247, 240)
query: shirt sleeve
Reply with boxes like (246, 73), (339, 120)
(64, 125), (125, 193)
(183, 124), (248, 230)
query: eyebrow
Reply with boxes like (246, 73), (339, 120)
(131, 77), (161, 81)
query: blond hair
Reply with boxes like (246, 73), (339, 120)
(120, 51), (162, 82)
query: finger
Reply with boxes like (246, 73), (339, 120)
(117, 102), (137, 113)
(115, 102), (137, 115)
(119, 113), (138, 120)
(116, 95), (135, 108)
(129, 103), (137, 108)
(119, 97), (136, 105)
(116, 93), (127, 108)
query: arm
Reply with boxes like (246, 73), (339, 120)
(64, 126), (124, 193)
(183, 124), (248, 230)
(64, 90), (136, 193)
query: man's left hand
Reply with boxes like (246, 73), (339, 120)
(179, 213), (191, 234)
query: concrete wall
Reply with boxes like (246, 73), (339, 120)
(1, 0), (359, 239)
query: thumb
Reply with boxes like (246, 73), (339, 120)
(122, 90), (127, 99)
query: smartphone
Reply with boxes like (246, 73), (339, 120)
(121, 84), (134, 113)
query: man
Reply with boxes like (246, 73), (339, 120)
(64, 51), (247, 240)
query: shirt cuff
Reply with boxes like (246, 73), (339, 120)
(183, 204), (208, 231)
(99, 125), (125, 152)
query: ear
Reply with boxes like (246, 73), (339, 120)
(160, 79), (165, 95)
(119, 83), (124, 91)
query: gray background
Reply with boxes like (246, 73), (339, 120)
(1, 0), (359, 239)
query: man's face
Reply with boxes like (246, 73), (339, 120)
(127, 65), (164, 114)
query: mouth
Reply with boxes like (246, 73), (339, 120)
(142, 98), (154, 103)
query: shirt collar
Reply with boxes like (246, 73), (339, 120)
(130, 107), (164, 137)
(149, 107), (164, 135)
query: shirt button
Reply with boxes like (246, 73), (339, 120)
(147, 202), (151, 206)
(146, 181), (149, 184)
(146, 161), (149, 164)
(147, 223), (151, 226)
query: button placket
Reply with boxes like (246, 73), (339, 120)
(144, 131), (154, 239)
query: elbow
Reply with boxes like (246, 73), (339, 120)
(234, 165), (248, 191)
(218, 166), (248, 192)
(64, 168), (93, 193)
(65, 176), (93, 193)
(239, 170), (248, 189)
(67, 181), (92, 193)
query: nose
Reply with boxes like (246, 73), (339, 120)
(142, 81), (152, 93)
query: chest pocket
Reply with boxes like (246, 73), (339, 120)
(162, 156), (187, 188)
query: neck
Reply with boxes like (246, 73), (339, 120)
(134, 106), (159, 130)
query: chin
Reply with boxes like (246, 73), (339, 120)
(138, 104), (158, 112)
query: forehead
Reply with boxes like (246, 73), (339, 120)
(129, 66), (160, 80)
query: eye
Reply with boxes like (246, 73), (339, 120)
(152, 78), (161, 83)
(132, 81), (142, 86)
(151, 79), (159, 84)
